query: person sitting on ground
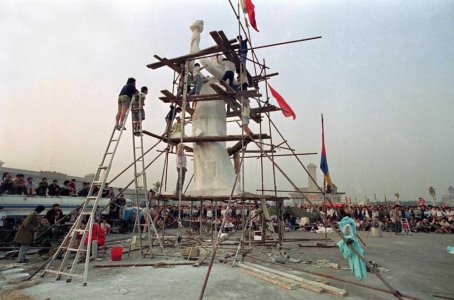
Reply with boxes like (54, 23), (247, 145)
(14, 205), (45, 263)
(116, 77), (138, 131)
(36, 178), (48, 196)
(0, 172), (14, 194)
(48, 179), (60, 196)
(217, 56), (236, 87)
(12, 174), (27, 195)
(164, 105), (182, 136)
(132, 86), (148, 134)
(416, 219), (430, 232)
(437, 218), (450, 233)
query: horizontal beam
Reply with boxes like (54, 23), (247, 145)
(142, 130), (193, 152)
(168, 134), (269, 144)
(256, 189), (345, 195)
(245, 152), (317, 158)
(154, 194), (289, 201)
(146, 38), (239, 70)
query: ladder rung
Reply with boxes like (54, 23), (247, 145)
(111, 139), (118, 142)
(80, 212), (93, 215)
(98, 166), (109, 169)
(93, 181), (104, 186)
(73, 229), (87, 233)
(63, 247), (87, 252)
(87, 196), (98, 200)
(106, 152), (114, 155)
(45, 269), (84, 278)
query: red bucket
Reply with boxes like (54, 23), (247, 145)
(111, 247), (123, 261)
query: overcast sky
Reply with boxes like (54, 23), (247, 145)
(1, 0), (453, 202)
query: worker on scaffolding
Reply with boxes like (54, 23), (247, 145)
(175, 143), (187, 196)
(217, 55), (236, 88)
(116, 77), (138, 131)
(169, 116), (187, 152)
(188, 63), (204, 96)
(164, 105), (182, 136)
(237, 35), (249, 66)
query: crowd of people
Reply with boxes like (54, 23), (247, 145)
(284, 204), (454, 234)
(0, 172), (116, 198)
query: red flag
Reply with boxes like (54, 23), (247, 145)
(245, 0), (259, 32)
(267, 83), (296, 120)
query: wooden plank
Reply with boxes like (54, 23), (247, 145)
(141, 130), (193, 152)
(156, 194), (289, 201)
(252, 72), (280, 82)
(152, 55), (180, 72)
(159, 90), (261, 103)
(239, 264), (324, 293)
(168, 133), (269, 144)
(209, 83), (241, 113)
(239, 263), (324, 294)
(160, 90), (194, 115)
(227, 139), (252, 156)
(93, 261), (193, 268)
(217, 31), (254, 86)
(147, 39), (239, 70)
(242, 262), (348, 297)
(240, 268), (295, 290)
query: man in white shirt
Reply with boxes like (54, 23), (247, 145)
(175, 144), (187, 196)
(189, 63), (204, 98)
(218, 56), (236, 87)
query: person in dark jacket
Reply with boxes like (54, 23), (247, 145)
(116, 77), (138, 130)
(14, 205), (45, 263)
(36, 178), (48, 196)
(164, 105), (182, 136)
(45, 204), (64, 225)
(48, 180), (60, 196)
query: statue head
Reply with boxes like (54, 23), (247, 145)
(190, 20), (204, 33)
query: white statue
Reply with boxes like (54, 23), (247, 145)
(188, 20), (239, 196)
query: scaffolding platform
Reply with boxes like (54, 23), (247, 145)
(159, 89), (261, 103)
(142, 130), (194, 152)
(154, 193), (289, 202)
(146, 35), (239, 70)
(167, 133), (270, 144)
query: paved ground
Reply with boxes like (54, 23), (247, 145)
(1, 230), (453, 300)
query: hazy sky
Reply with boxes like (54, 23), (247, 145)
(1, 0), (453, 202)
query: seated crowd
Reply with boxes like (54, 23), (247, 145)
(284, 204), (454, 234)
(0, 172), (115, 198)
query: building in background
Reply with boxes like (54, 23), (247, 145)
(289, 163), (342, 206)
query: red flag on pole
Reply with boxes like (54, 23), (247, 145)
(245, 0), (259, 32)
(267, 83), (296, 120)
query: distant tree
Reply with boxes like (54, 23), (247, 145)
(394, 192), (400, 204)
(153, 181), (162, 193)
(428, 186), (436, 206)
(84, 173), (95, 180)
(448, 186), (454, 196)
